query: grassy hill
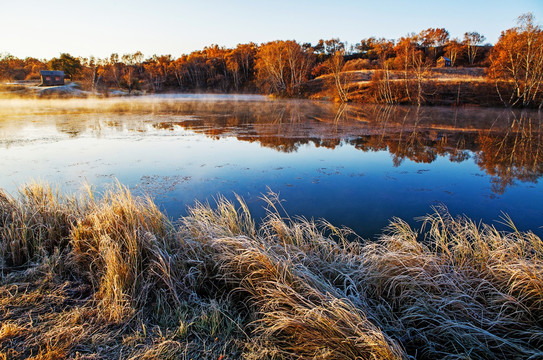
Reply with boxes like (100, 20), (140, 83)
(303, 67), (510, 107)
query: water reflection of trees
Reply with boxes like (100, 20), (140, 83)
(476, 112), (543, 194)
(150, 102), (542, 194)
(346, 107), (543, 194)
(5, 99), (541, 194)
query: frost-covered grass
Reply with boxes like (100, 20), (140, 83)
(1, 182), (542, 359)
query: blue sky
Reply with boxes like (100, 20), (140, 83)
(1, 0), (541, 59)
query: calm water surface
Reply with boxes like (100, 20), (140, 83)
(1, 95), (542, 239)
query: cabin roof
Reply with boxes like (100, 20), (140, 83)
(40, 70), (65, 76)
(439, 57), (451, 61)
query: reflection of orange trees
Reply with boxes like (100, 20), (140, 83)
(476, 113), (543, 194)
(148, 105), (541, 186)
(348, 106), (476, 166)
(58, 100), (542, 194)
(239, 136), (310, 153)
(352, 131), (471, 167)
(388, 134), (437, 166)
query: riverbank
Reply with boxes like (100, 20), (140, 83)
(0, 67), (535, 108)
(0, 82), (150, 99)
(1, 182), (542, 359)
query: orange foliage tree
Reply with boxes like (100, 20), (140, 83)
(324, 50), (349, 102)
(392, 35), (429, 105)
(443, 38), (463, 66)
(144, 55), (172, 92)
(255, 40), (315, 96)
(225, 43), (257, 92)
(490, 13), (543, 108)
(119, 52), (144, 94)
(419, 28), (449, 61)
(0, 54), (46, 81)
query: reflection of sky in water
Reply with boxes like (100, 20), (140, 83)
(1, 99), (542, 239)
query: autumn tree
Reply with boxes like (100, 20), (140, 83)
(419, 28), (450, 61)
(79, 56), (102, 91)
(48, 53), (82, 80)
(490, 13), (543, 107)
(313, 40), (326, 55)
(463, 31), (486, 65)
(0, 54), (29, 80)
(144, 55), (172, 91)
(393, 34), (429, 105)
(17, 57), (45, 80)
(444, 38), (463, 66)
(324, 38), (345, 55)
(356, 38), (376, 57)
(255, 40), (315, 96)
(183, 52), (207, 89)
(367, 38), (396, 104)
(324, 50), (348, 102)
(410, 47), (430, 106)
(170, 57), (188, 90)
(102, 53), (123, 88)
(394, 35), (418, 101)
(0, 53), (9, 79)
(374, 38), (395, 67)
(119, 51), (144, 93)
(226, 43), (257, 91)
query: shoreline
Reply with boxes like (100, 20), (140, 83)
(1, 70), (540, 109)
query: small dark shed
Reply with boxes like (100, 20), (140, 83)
(40, 71), (65, 86)
(437, 57), (452, 67)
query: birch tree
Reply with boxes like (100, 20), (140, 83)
(255, 41), (315, 96)
(463, 32), (486, 65)
(490, 13), (543, 107)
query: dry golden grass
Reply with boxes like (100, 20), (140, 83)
(1, 182), (543, 359)
(0, 322), (27, 341)
(70, 184), (177, 322)
(0, 182), (83, 268)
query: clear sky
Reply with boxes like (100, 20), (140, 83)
(1, 0), (542, 60)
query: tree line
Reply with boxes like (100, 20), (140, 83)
(1, 13), (541, 107)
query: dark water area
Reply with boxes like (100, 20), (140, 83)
(1, 95), (542, 239)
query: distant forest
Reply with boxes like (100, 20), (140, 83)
(1, 13), (541, 107)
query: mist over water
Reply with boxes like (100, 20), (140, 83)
(1, 96), (542, 239)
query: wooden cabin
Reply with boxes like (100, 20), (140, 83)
(40, 71), (65, 86)
(436, 56), (452, 67)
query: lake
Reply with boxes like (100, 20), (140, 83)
(1, 95), (542, 239)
